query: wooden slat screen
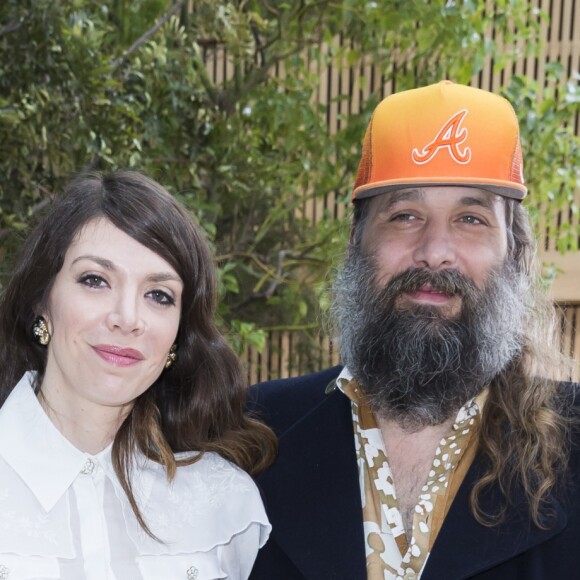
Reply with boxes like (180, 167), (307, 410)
(243, 331), (341, 384)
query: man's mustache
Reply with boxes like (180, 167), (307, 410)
(377, 267), (478, 301)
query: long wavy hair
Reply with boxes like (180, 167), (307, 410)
(471, 199), (572, 527)
(0, 170), (277, 537)
(351, 196), (572, 528)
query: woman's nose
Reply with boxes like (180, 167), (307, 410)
(105, 294), (145, 335)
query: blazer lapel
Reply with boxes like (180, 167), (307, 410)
(257, 388), (366, 579)
(423, 454), (567, 579)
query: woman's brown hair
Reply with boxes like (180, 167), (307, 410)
(0, 170), (277, 537)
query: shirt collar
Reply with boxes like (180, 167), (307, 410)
(336, 366), (353, 387)
(0, 372), (93, 512)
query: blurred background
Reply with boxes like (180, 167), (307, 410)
(1, 0), (579, 380)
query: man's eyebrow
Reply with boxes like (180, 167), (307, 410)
(377, 190), (499, 213)
(379, 189), (424, 213)
(458, 194), (496, 210)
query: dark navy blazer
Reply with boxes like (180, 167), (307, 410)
(249, 366), (580, 580)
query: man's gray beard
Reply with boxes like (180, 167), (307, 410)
(332, 254), (528, 430)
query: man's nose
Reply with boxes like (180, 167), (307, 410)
(411, 220), (457, 270)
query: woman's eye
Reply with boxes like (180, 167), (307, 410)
(79, 274), (107, 288)
(147, 290), (175, 306)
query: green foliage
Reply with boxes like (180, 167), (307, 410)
(0, 0), (574, 360)
(503, 66), (580, 254)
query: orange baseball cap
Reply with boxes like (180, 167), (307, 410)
(352, 81), (527, 201)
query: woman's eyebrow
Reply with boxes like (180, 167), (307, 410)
(71, 255), (182, 283)
(147, 273), (183, 284)
(71, 255), (116, 270)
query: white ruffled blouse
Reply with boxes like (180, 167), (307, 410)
(0, 372), (270, 580)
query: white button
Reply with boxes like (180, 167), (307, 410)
(80, 458), (95, 475)
(0, 564), (10, 579)
(186, 566), (199, 579)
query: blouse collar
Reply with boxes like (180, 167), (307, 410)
(0, 372), (99, 512)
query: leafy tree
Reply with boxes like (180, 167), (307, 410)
(1, 0), (578, 365)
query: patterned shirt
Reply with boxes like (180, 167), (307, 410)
(336, 368), (484, 580)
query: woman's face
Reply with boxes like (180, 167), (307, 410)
(40, 218), (183, 419)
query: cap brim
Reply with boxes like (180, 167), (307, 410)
(353, 178), (527, 201)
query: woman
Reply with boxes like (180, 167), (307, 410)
(0, 170), (277, 579)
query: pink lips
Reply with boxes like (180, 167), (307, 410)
(408, 284), (452, 304)
(92, 344), (144, 367)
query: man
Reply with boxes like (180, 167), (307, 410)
(249, 81), (580, 579)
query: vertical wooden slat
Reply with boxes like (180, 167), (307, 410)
(320, 334), (331, 369)
(249, 341), (259, 385)
(533, 0), (549, 90)
(557, 304), (580, 381)
(270, 331), (280, 380)
(214, 46), (225, 85)
(569, 0), (580, 135)
(203, 46), (216, 85)
(328, 35), (341, 135)
(259, 332), (269, 382)
(548, 0), (563, 66)
(559, 305), (574, 359)
(572, 307), (580, 381)
(280, 332), (290, 378)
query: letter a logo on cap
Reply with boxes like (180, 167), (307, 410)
(412, 109), (471, 165)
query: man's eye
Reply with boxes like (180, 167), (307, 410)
(391, 213), (415, 222)
(147, 290), (175, 306)
(78, 274), (107, 288)
(461, 215), (483, 225)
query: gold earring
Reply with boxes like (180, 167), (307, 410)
(32, 316), (51, 346)
(165, 344), (177, 369)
